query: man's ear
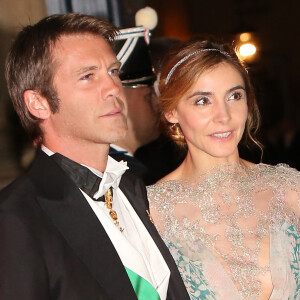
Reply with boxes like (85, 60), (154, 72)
(23, 90), (51, 120)
(164, 109), (178, 124)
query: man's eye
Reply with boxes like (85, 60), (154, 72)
(109, 68), (121, 76)
(81, 73), (93, 80)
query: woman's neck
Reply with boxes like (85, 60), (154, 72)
(172, 149), (243, 180)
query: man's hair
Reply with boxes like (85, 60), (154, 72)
(5, 13), (118, 144)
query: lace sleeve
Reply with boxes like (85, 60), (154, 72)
(268, 164), (300, 232)
(285, 187), (300, 215)
(277, 164), (300, 209)
(147, 183), (173, 236)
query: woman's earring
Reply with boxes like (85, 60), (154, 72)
(170, 123), (185, 144)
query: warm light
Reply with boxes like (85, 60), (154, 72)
(240, 33), (251, 42)
(239, 43), (256, 57)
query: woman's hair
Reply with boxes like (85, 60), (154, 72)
(159, 37), (261, 151)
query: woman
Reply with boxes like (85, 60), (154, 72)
(147, 38), (300, 299)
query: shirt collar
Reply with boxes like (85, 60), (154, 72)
(41, 145), (129, 197)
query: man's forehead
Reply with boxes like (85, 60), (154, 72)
(50, 33), (116, 68)
(53, 33), (109, 50)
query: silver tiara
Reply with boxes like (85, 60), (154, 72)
(165, 49), (231, 85)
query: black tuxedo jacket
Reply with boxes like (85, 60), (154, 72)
(0, 151), (189, 300)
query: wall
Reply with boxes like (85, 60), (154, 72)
(0, 0), (47, 188)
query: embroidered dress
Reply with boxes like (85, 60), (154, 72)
(147, 164), (300, 299)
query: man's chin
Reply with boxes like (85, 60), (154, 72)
(108, 128), (128, 144)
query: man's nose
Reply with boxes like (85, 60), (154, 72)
(101, 75), (121, 100)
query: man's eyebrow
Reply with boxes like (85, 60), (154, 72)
(76, 65), (99, 75)
(76, 60), (121, 75)
(109, 61), (122, 69)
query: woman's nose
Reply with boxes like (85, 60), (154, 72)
(213, 101), (231, 123)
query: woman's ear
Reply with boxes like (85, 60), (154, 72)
(164, 109), (178, 124)
(23, 90), (51, 120)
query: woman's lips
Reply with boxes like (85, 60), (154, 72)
(210, 131), (233, 140)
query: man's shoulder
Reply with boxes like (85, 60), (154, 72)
(0, 151), (54, 209)
(0, 172), (37, 213)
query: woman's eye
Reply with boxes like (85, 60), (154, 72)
(228, 91), (243, 101)
(194, 97), (210, 106)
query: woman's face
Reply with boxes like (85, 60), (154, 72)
(166, 62), (248, 162)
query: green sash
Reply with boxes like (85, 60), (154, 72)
(125, 267), (161, 300)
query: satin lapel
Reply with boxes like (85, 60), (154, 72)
(29, 151), (136, 300)
(119, 173), (190, 300)
(119, 173), (170, 256)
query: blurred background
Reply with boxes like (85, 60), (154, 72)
(0, 0), (299, 188)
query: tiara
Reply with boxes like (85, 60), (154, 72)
(165, 48), (231, 85)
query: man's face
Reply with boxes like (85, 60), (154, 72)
(124, 86), (160, 146)
(44, 34), (128, 148)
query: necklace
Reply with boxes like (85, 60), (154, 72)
(104, 188), (124, 232)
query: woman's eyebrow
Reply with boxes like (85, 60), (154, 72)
(227, 85), (246, 93)
(187, 85), (246, 99)
(188, 91), (213, 99)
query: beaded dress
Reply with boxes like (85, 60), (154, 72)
(147, 164), (300, 299)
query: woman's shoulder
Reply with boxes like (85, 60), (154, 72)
(253, 163), (300, 186)
(147, 177), (182, 196)
(256, 162), (298, 172)
(254, 163), (300, 218)
(146, 171), (189, 206)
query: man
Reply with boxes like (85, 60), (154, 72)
(0, 13), (189, 300)
(110, 28), (185, 185)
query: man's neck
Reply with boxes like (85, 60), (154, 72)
(43, 142), (110, 173)
(114, 141), (136, 156)
(113, 130), (140, 155)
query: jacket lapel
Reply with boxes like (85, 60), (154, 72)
(119, 174), (189, 299)
(29, 151), (137, 300)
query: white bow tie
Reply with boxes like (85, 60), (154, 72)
(93, 156), (129, 199)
